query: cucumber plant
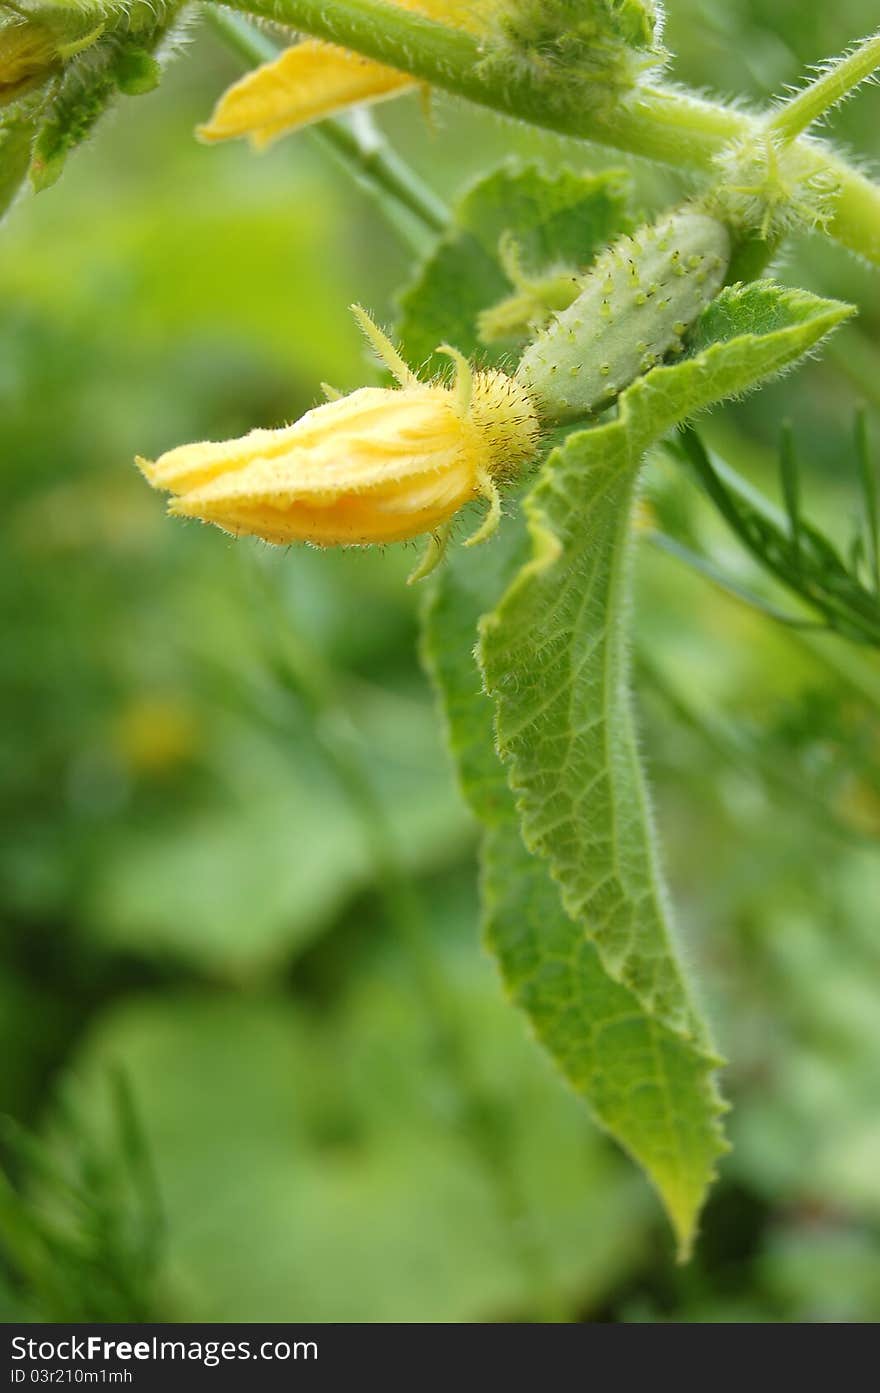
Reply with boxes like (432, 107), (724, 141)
(2, 0), (878, 1261)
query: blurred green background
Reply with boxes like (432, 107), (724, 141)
(2, 0), (880, 1322)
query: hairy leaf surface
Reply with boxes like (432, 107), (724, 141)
(404, 165), (851, 1252)
(422, 528), (727, 1256)
(479, 281), (854, 1036)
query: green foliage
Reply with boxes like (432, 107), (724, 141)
(83, 654), (469, 977)
(18, 914), (650, 1322)
(209, 0), (880, 262)
(2, 0), (880, 1326)
(483, 0), (668, 106)
(28, 1), (182, 190)
(112, 47), (161, 96)
(478, 278), (850, 1087)
(397, 161), (634, 370)
(484, 283), (854, 977)
(403, 162), (853, 1250)
(708, 31), (880, 241)
(31, 57), (115, 190)
(0, 146), (420, 981)
(668, 423), (880, 646)
(0, 1073), (165, 1320)
(422, 528), (727, 1258)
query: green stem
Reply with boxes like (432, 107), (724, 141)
(725, 229), (782, 285)
(203, 8), (448, 245)
(768, 30), (880, 144)
(201, 5), (286, 64)
(210, 0), (880, 264)
(311, 111), (448, 241)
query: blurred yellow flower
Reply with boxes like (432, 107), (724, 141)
(137, 307), (539, 580)
(197, 1), (491, 148)
(114, 696), (198, 777)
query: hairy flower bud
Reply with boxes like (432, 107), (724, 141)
(481, 0), (667, 112)
(137, 308), (539, 580)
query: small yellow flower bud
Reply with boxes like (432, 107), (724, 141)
(137, 308), (539, 580)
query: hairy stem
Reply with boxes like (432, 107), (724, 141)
(211, 0), (880, 264)
(768, 30), (880, 144)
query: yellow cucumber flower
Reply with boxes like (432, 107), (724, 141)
(197, 1), (491, 148)
(136, 307), (539, 582)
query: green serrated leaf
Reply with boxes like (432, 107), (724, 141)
(403, 163), (729, 1253)
(674, 425), (880, 647)
(479, 280), (852, 1036)
(422, 524), (727, 1257)
(463, 278), (851, 1246)
(406, 166), (851, 1252)
(397, 161), (633, 372)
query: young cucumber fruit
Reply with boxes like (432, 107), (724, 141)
(515, 209), (730, 422)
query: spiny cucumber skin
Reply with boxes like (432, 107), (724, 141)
(515, 211), (730, 422)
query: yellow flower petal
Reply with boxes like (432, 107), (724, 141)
(140, 388), (467, 495)
(138, 312), (539, 554)
(168, 452), (479, 546)
(197, 1), (493, 146)
(144, 385), (481, 545)
(197, 39), (417, 149)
